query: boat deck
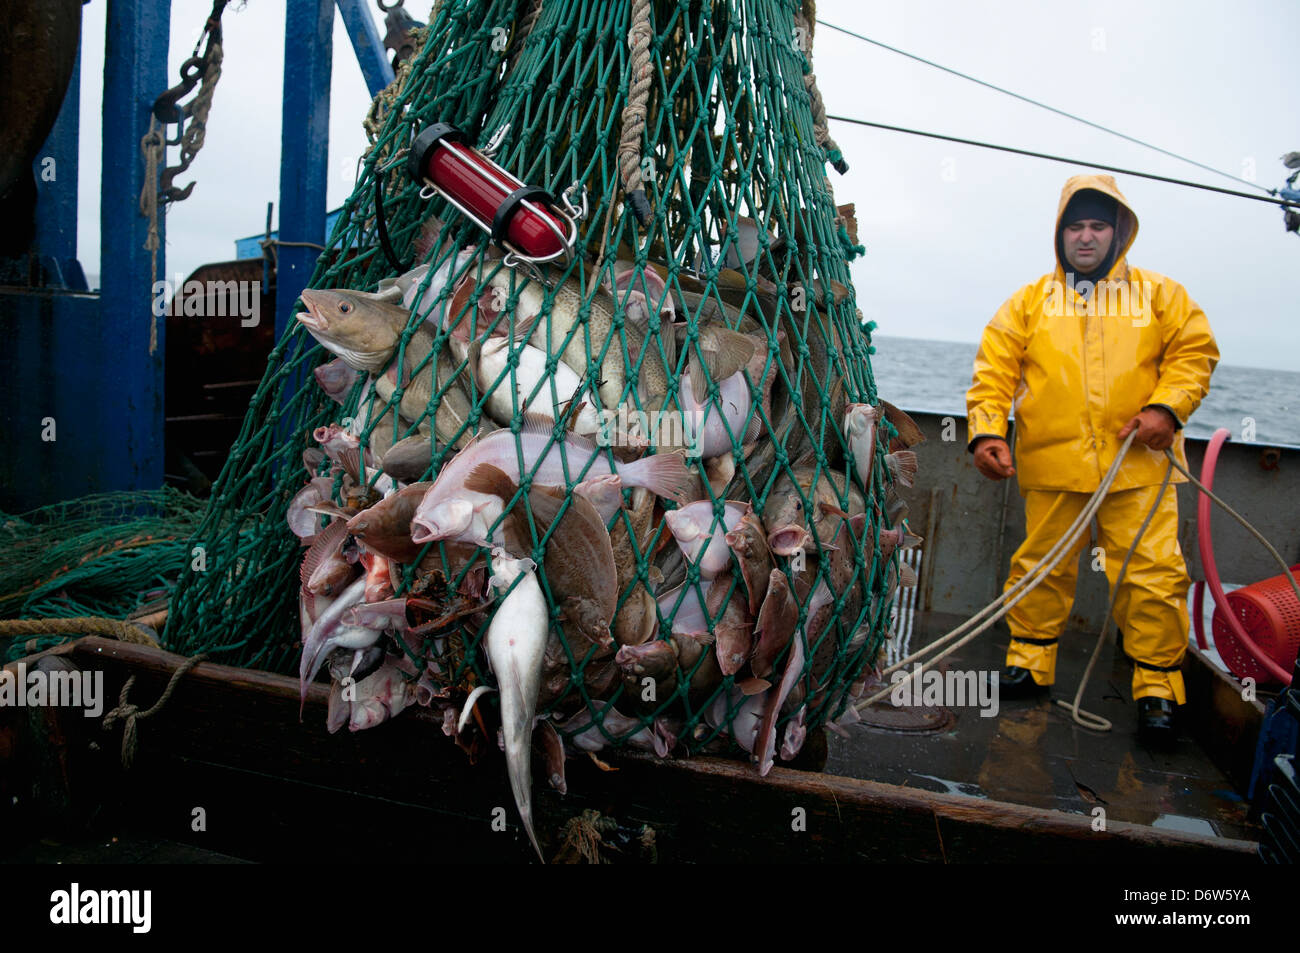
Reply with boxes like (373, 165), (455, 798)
(826, 610), (1260, 842)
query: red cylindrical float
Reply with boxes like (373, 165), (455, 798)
(406, 124), (574, 264)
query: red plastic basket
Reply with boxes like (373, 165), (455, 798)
(1212, 564), (1300, 685)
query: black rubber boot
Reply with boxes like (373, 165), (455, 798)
(1136, 697), (1177, 748)
(999, 665), (1051, 699)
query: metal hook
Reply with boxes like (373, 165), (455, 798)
(482, 124), (511, 159)
(562, 182), (589, 222)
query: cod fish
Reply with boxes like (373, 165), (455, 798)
(298, 287), (409, 374)
(485, 550), (549, 862)
(471, 269), (668, 413)
(474, 335), (603, 436)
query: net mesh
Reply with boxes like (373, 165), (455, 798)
(0, 489), (206, 662)
(163, 0), (900, 757)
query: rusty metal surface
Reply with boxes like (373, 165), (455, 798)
(0, 0), (82, 197)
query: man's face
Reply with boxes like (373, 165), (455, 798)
(1062, 219), (1114, 273)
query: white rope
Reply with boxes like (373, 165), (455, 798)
(856, 432), (1140, 715)
(858, 431), (1300, 729)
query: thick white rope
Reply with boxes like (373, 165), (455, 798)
(855, 432), (1140, 714)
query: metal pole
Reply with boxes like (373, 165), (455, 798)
(275, 0), (334, 342)
(99, 0), (170, 494)
(334, 0), (396, 97)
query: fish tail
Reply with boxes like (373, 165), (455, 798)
(886, 450), (918, 488)
(621, 450), (693, 503)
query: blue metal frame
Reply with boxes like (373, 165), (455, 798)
(334, 0), (396, 97)
(97, 0), (171, 497)
(275, 0), (335, 341)
(2, 0), (394, 509)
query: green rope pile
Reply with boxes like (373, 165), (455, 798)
(0, 488), (207, 662)
(165, 0), (903, 758)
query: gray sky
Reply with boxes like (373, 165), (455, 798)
(76, 0), (1299, 370)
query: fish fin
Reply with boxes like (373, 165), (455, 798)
(557, 397), (587, 434)
(791, 447), (817, 469)
(305, 502), (352, 521)
(885, 450), (918, 489)
(519, 411), (585, 445)
(899, 562), (918, 588)
(702, 327), (758, 384)
(817, 501), (851, 520)
(300, 518), (348, 589)
(446, 274), (478, 342)
(463, 462), (519, 503)
(687, 351), (707, 402)
(745, 412), (763, 443)
(738, 677), (771, 696)
(902, 531), (923, 549)
(880, 400), (926, 447)
(502, 305), (540, 342)
(623, 449), (693, 504)
(338, 447), (363, 485)
(411, 214), (445, 262)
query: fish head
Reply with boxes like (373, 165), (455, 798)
(663, 507), (705, 543)
(298, 289), (409, 373)
(767, 524), (813, 557)
(844, 403), (876, 439)
(410, 498), (474, 544)
(761, 487), (806, 539)
(489, 549), (538, 589)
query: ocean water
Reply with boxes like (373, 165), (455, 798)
(869, 335), (1300, 447)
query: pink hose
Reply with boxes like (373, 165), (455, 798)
(1196, 428), (1293, 685)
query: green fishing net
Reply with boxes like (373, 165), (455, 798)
(0, 489), (206, 663)
(164, 0), (900, 757)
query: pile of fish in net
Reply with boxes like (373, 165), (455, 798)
(164, 0), (924, 857)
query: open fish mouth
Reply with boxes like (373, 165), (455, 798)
(297, 291), (328, 330)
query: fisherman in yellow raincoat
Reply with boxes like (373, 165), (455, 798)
(966, 174), (1219, 745)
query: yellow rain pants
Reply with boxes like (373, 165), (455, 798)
(1003, 482), (1188, 703)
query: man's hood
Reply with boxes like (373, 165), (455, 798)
(1053, 174), (1139, 280)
